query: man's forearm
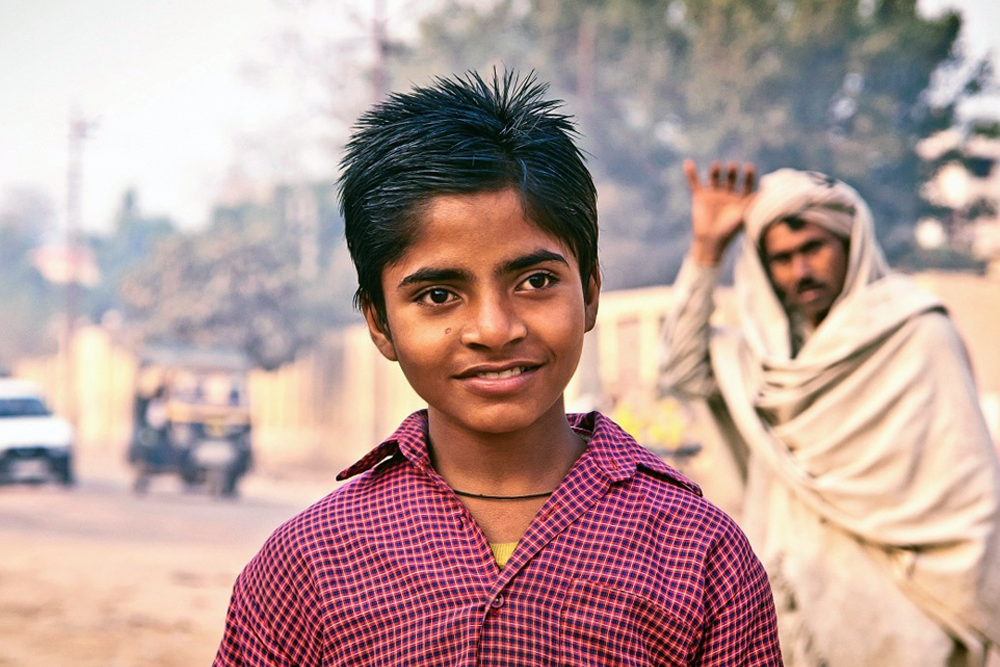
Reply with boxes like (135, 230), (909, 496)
(658, 255), (722, 399)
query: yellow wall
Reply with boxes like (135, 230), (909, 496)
(13, 270), (999, 478)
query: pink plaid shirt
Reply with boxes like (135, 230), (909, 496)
(214, 411), (781, 666)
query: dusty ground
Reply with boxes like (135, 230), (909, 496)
(0, 450), (338, 667)
(4, 447), (998, 667)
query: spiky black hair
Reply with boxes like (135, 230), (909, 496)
(339, 68), (598, 324)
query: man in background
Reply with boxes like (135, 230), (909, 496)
(659, 160), (1000, 666)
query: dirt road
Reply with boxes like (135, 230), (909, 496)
(8, 451), (998, 667)
(0, 452), (338, 667)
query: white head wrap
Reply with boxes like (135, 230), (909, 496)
(744, 169), (856, 242)
(735, 168), (893, 358)
(705, 169), (999, 658)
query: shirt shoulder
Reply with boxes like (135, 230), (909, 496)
(576, 411), (758, 574)
(572, 411), (704, 495)
(263, 455), (412, 559)
(557, 415), (778, 659)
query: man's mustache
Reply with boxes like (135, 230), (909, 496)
(795, 277), (826, 294)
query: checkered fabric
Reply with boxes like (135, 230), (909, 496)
(214, 411), (781, 666)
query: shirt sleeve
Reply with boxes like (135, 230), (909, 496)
(213, 533), (324, 667)
(658, 256), (723, 400)
(695, 519), (783, 666)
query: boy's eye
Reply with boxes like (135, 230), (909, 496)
(417, 288), (456, 305)
(519, 272), (556, 291)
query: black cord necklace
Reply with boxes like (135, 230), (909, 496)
(451, 489), (555, 501)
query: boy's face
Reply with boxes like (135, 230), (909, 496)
(364, 188), (599, 440)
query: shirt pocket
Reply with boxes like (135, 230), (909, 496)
(559, 578), (698, 666)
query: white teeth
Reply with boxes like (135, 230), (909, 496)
(477, 367), (525, 380)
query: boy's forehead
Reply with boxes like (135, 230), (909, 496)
(418, 188), (527, 220)
(388, 188), (578, 272)
(410, 189), (563, 244)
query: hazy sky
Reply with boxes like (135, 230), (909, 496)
(0, 0), (997, 236)
(0, 0), (347, 234)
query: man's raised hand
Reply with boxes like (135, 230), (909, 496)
(684, 159), (756, 266)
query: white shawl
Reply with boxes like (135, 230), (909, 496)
(711, 169), (1000, 664)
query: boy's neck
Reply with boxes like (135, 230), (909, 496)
(426, 405), (586, 498)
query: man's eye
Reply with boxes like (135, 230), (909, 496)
(520, 272), (555, 290)
(418, 288), (455, 305)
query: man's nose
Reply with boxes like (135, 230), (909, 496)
(790, 253), (812, 280)
(460, 293), (527, 349)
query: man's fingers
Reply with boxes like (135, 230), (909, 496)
(683, 159), (700, 192)
(684, 158), (757, 195)
(743, 163), (757, 195)
(725, 162), (738, 191)
(708, 161), (722, 188)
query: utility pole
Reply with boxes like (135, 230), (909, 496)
(286, 186), (319, 282)
(64, 109), (96, 430)
(371, 0), (388, 103)
(576, 9), (597, 116)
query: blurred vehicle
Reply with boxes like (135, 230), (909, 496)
(128, 345), (253, 497)
(0, 378), (74, 485)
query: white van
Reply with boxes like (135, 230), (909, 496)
(0, 378), (74, 485)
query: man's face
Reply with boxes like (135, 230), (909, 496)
(762, 220), (848, 328)
(364, 188), (599, 442)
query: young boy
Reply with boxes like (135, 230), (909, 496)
(213, 70), (781, 666)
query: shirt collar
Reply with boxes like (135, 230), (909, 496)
(337, 410), (701, 497)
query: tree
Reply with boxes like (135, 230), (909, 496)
(906, 117), (1000, 270)
(86, 189), (177, 321)
(0, 187), (62, 363)
(116, 183), (357, 371)
(118, 214), (305, 371)
(400, 0), (989, 286)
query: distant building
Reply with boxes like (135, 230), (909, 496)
(920, 126), (1000, 276)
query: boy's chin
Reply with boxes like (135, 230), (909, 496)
(430, 399), (567, 438)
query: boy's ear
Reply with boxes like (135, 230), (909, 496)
(362, 300), (398, 362)
(584, 270), (601, 333)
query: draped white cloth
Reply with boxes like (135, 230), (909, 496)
(660, 169), (1000, 666)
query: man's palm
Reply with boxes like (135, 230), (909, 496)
(683, 159), (756, 265)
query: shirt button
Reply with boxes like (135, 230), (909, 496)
(490, 594), (505, 609)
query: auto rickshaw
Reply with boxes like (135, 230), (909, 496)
(128, 345), (253, 497)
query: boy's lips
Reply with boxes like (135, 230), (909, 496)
(475, 366), (526, 380)
(454, 362), (543, 395)
(455, 362), (540, 380)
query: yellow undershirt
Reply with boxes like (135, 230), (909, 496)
(490, 542), (518, 568)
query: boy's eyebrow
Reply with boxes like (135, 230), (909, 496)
(397, 249), (569, 290)
(499, 249), (569, 275)
(398, 267), (472, 289)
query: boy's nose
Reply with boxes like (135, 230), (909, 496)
(460, 295), (527, 349)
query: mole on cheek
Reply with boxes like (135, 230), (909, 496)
(444, 328), (452, 335)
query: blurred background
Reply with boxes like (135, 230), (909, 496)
(1, 0), (999, 665)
